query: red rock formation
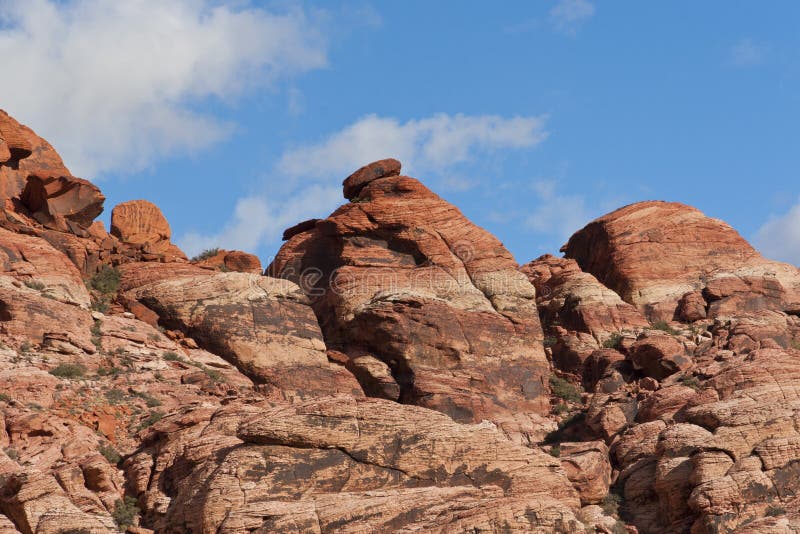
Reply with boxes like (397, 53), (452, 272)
(193, 248), (262, 273)
(270, 161), (551, 442)
(562, 201), (800, 320)
(126, 396), (585, 533)
(110, 200), (186, 261)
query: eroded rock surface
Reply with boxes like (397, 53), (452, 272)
(270, 162), (551, 442)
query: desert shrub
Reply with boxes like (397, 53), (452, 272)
(24, 279), (46, 291)
(99, 443), (121, 464)
(192, 248), (220, 262)
(549, 375), (582, 403)
(650, 320), (680, 335)
(543, 336), (557, 348)
(105, 388), (126, 404)
(112, 496), (139, 529)
(603, 332), (623, 349)
(136, 410), (164, 430)
(4, 447), (18, 460)
(49, 363), (86, 378)
(89, 266), (120, 294)
(162, 351), (181, 361)
(602, 491), (623, 517)
(765, 505), (786, 517)
(548, 445), (560, 458)
(680, 376), (701, 391)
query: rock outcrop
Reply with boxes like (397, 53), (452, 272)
(193, 248), (262, 273)
(562, 201), (800, 320)
(121, 268), (361, 401)
(111, 200), (186, 261)
(270, 160), (551, 442)
(126, 396), (585, 533)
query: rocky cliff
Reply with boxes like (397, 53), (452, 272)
(2, 110), (800, 533)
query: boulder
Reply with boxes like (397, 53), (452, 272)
(110, 200), (186, 261)
(194, 248), (262, 273)
(342, 157), (401, 200)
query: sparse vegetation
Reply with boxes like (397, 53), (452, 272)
(543, 336), (557, 348)
(148, 332), (161, 341)
(105, 388), (126, 404)
(192, 247), (220, 262)
(89, 265), (121, 294)
(765, 505), (786, 517)
(132, 391), (162, 407)
(549, 375), (582, 403)
(59, 528), (92, 534)
(91, 320), (103, 351)
(548, 445), (560, 458)
(603, 332), (623, 349)
(602, 491), (623, 517)
(112, 496), (139, 529)
(136, 410), (164, 431)
(24, 279), (46, 291)
(650, 320), (680, 335)
(163, 351), (181, 361)
(204, 367), (223, 382)
(99, 443), (121, 464)
(791, 339), (800, 350)
(680, 376), (701, 391)
(49, 363), (86, 379)
(4, 447), (18, 460)
(20, 341), (33, 353)
(0, 393), (10, 403)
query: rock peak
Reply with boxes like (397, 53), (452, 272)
(342, 157), (401, 199)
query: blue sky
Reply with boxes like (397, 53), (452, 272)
(1, 0), (799, 265)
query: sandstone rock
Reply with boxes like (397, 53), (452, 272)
(522, 254), (648, 341)
(127, 396), (585, 533)
(562, 201), (800, 320)
(628, 333), (690, 380)
(19, 175), (104, 233)
(559, 441), (612, 504)
(110, 200), (186, 261)
(122, 270), (362, 400)
(0, 227), (91, 306)
(342, 157), (401, 200)
(270, 163), (551, 440)
(194, 248), (262, 273)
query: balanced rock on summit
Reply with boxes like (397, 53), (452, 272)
(270, 160), (551, 442)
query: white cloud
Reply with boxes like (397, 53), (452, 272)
(525, 179), (592, 241)
(278, 113), (548, 180)
(0, 0), (327, 177)
(180, 112), (547, 257)
(754, 200), (800, 265)
(730, 38), (765, 67)
(549, 0), (595, 35)
(180, 184), (341, 259)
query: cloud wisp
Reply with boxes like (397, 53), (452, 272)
(178, 112), (548, 258)
(754, 200), (800, 266)
(525, 179), (592, 242)
(0, 0), (327, 177)
(730, 38), (766, 67)
(549, 0), (595, 36)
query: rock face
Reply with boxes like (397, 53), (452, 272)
(522, 254), (648, 342)
(562, 201), (800, 320)
(270, 162), (551, 442)
(126, 396), (585, 533)
(122, 268), (362, 401)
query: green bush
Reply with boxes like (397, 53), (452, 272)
(549, 375), (582, 403)
(650, 320), (680, 335)
(49, 363), (86, 379)
(543, 336), (557, 348)
(4, 447), (18, 460)
(0, 393), (10, 403)
(105, 389), (126, 404)
(112, 495), (139, 529)
(99, 443), (121, 464)
(680, 376), (701, 391)
(24, 279), (46, 291)
(548, 445), (560, 458)
(602, 492), (623, 517)
(162, 351), (182, 361)
(89, 266), (121, 294)
(191, 247), (220, 262)
(765, 505), (786, 517)
(603, 332), (623, 349)
(136, 410), (164, 431)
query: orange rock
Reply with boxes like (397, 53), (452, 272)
(270, 161), (551, 440)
